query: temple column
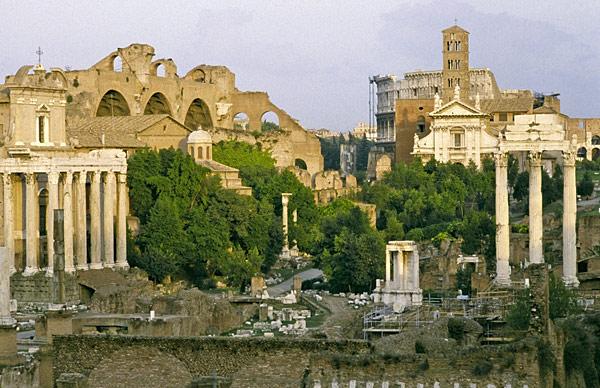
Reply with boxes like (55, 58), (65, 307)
(528, 152), (544, 264)
(89, 170), (102, 269)
(385, 247), (391, 283)
(75, 172), (88, 270)
(2, 174), (14, 273)
(115, 172), (128, 269)
(63, 172), (75, 273)
(280, 193), (292, 258)
(411, 250), (419, 290)
(0, 246), (17, 360)
(494, 152), (511, 285)
(103, 172), (115, 268)
(46, 171), (59, 275)
(562, 151), (579, 287)
(23, 173), (38, 276)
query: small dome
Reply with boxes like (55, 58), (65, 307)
(187, 129), (212, 144)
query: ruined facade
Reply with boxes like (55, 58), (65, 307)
(64, 43), (323, 175)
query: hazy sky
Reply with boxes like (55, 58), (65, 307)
(1, 1), (599, 131)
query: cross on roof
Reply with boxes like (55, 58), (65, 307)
(454, 18), (458, 25)
(36, 46), (43, 64)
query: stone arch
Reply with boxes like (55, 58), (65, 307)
(233, 112), (249, 131)
(577, 147), (587, 158)
(184, 66), (207, 83)
(593, 148), (600, 161)
(184, 98), (213, 130)
(87, 346), (192, 388)
(294, 158), (308, 170)
(143, 92), (171, 115)
(96, 90), (130, 117)
(592, 135), (600, 146)
(261, 111), (280, 131)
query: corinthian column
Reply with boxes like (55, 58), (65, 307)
(63, 172), (75, 273)
(89, 170), (102, 269)
(528, 152), (544, 264)
(46, 171), (59, 275)
(280, 193), (292, 258)
(75, 172), (88, 270)
(2, 174), (14, 274)
(115, 172), (129, 269)
(103, 172), (115, 268)
(494, 152), (511, 285)
(562, 151), (579, 287)
(23, 173), (38, 276)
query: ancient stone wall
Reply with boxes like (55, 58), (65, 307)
(52, 335), (541, 387)
(10, 272), (79, 304)
(0, 360), (40, 388)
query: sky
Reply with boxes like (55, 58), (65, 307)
(1, 0), (599, 132)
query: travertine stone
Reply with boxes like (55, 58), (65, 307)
(2, 174), (14, 273)
(528, 152), (543, 264)
(63, 171), (75, 273)
(115, 173), (128, 269)
(89, 170), (102, 270)
(281, 193), (292, 257)
(562, 152), (579, 287)
(24, 173), (39, 276)
(75, 172), (88, 270)
(46, 171), (60, 275)
(494, 153), (511, 285)
(103, 172), (115, 267)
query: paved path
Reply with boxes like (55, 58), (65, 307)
(267, 268), (323, 297)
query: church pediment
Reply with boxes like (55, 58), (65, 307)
(430, 100), (487, 118)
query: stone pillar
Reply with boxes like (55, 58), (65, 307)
(46, 171), (60, 275)
(75, 172), (88, 270)
(494, 153), (511, 285)
(528, 152), (544, 264)
(385, 248), (391, 283)
(89, 170), (102, 269)
(0, 246), (17, 360)
(63, 172), (75, 273)
(562, 152), (579, 287)
(411, 250), (419, 290)
(115, 172), (129, 269)
(24, 173), (39, 276)
(280, 193), (292, 258)
(2, 174), (14, 273)
(103, 172), (115, 268)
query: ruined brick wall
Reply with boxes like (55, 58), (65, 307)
(52, 335), (541, 387)
(11, 272), (79, 304)
(52, 335), (370, 388)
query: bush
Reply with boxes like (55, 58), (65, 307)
(447, 318), (465, 341)
(472, 359), (493, 376)
(506, 290), (531, 331)
(415, 340), (426, 354)
(536, 339), (556, 375)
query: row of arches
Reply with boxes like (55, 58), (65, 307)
(96, 90), (213, 130)
(233, 111), (280, 132)
(577, 147), (600, 161)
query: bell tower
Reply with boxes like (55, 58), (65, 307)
(441, 25), (470, 102)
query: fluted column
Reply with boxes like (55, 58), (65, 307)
(75, 172), (88, 270)
(2, 174), (14, 274)
(385, 246), (391, 283)
(63, 172), (75, 273)
(46, 171), (59, 275)
(115, 172), (128, 269)
(528, 152), (544, 264)
(494, 152), (511, 285)
(89, 170), (102, 269)
(23, 173), (38, 276)
(103, 172), (115, 268)
(563, 151), (579, 287)
(411, 250), (420, 290)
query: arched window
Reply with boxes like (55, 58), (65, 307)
(198, 146), (203, 159)
(416, 116), (426, 133)
(592, 135), (600, 145)
(294, 159), (308, 170)
(189, 146), (195, 159)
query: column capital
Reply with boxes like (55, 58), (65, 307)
(25, 173), (36, 184)
(528, 151), (543, 167)
(117, 172), (127, 184)
(104, 171), (116, 184)
(563, 150), (576, 167)
(2, 173), (11, 186)
(494, 152), (508, 167)
(64, 171), (74, 184)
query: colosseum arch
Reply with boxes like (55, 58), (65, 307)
(184, 98), (213, 130)
(593, 148), (600, 161)
(96, 90), (130, 116)
(261, 111), (280, 131)
(143, 92), (172, 115)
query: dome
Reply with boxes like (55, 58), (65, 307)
(187, 129), (212, 144)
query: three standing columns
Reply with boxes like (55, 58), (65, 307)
(494, 152), (511, 286)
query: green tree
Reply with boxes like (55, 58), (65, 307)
(506, 290), (531, 331)
(549, 273), (581, 319)
(513, 171), (529, 202)
(578, 171), (595, 197)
